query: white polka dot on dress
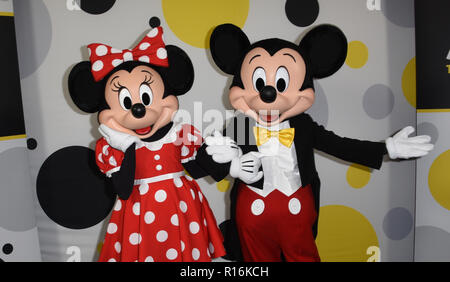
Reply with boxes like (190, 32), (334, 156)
(179, 201), (188, 213)
(108, 258), (116, 262)
(145, 256), (154, 262)
(198, 191), (203, 202)
(144, 211), (155, 224)
(181, 146), (190, 157)
(166, 248), (178, 260)
(154, 154), (160, 160)
(189, 221), (199, 234)
(192, 248), (200, 260)
(156, 164), (162, 171)
(156, 230), (168, 242)
(132, 202), (140, 216)
(107, 223), (117, 234)
(170, 214), (179, 226)
(180, 240), (185, 252)
(251, 199), (265, 216)
(129, 233), (142, 245)
(139, 183), (149, 195)
(114, 242), (121, 253)
(173, 177), (183, 188)
(190, 189), (196, 200)
(113, 200), (122, 211)
(154, 189), (167, 202)
(209, 242), (214, 254)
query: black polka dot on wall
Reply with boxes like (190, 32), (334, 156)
(2, 243), (13, 255)
(79, 0), (116, 15)
(285, 0), (319, 27)
(37, 146), (116, 229)
(27, 138), (37, 150)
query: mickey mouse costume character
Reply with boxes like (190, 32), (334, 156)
(195, 23), (434, 262)
(67, 18), (225, 262)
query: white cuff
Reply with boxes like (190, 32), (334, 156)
(229, 157), (240, 178)
(385, 137), (397, 159)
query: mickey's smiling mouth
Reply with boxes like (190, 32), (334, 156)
(134, 126), (152, 135)
(258, 112), (280, 123)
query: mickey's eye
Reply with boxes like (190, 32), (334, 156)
(139, 84), (153, 106)
(275, 67), (289, 93)
(252, 67), (266, 92)
(118, 88), (132, 110)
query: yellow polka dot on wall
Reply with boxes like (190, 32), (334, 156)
(428, 149), (450, 210)
(162, 0), (249, 49)
(346, 163), (371, 189)
(315, 205), (379, 262)
(402, 57), (416, 108)
(216, 178), (231, 192)
(345, 41), (369, 68)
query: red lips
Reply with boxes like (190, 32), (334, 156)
(134, 126), (152, 135)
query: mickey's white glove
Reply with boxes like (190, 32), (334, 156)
(98, 124), (141, 152)
(230, 152), (264, 184)
(385, 126), (434, 159)
(205, 130), (242, 163)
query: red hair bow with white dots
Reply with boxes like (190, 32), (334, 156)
(88, 26), (169, 82)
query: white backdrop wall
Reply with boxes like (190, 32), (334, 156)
(13, 0), (419, 261)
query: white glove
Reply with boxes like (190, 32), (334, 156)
(229, 152), (264, 184)
(205, 130), (242, 163)
(98, 124), (141, 152)
(385, 126), (434, 159)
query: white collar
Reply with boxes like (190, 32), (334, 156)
(135, 123), (182, 151)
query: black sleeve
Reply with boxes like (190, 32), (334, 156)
(182, 157), (209, 179)
(311, 117), (387, 170)
(194, 143), (232, 182)
(111, 143), (136, 200)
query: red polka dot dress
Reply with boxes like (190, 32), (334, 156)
(96, 124), (226, 262)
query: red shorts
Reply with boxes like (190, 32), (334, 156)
(235, 184), (320, 262)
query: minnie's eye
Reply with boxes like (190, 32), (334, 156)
(118, 88), (132, 110)
(275, 67), (289, 93)
(252, 67), (266, 92)
(140, 84), (153, 106)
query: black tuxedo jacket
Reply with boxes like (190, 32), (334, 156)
(192, 113), (387, 261)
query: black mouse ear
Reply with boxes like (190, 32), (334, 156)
(210, 23), (250, 75)
(159, 45), (195, 96)
(299, 24), (348, 79)
(68, 61), (105, 113)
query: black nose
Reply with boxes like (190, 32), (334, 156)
(131, 103), (146, 119)
(259, 86), (277, 103)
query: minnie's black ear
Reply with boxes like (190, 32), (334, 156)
(210, 24), (250, 75)
(68, 61), (105, 113)
(159, 45), (194, 96)
(299, 24), (347, 79)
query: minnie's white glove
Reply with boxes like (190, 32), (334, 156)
(385, 126), (434, 159)
(229, 152), (264, 184)
(98, 124), (141, 152)
(205, 130), (242, 163)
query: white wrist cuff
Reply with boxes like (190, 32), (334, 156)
(385, 137), (397, 159)
(229, 157), (241, 178)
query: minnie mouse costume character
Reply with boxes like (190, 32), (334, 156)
(195, 24), (434, 262)
(68, 18), (225, 262)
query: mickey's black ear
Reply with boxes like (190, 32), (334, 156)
(210, 23), (250, 75)
(68, 61), (105, 113)
(299, 24), (347, 79)
(159, 45), (194, 96)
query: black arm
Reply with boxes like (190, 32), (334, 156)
(111, 143), (136, 200)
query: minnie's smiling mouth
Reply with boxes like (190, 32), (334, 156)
(134, 126), (152, 135)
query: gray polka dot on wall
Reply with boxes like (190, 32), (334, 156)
(362, 84), (395, 120)
(417, 122), (439, 145)
(381, 0), (415, 28)
(13, 0), (52, 79)
(382, 207), (413, 241)
(0, 148), (36, 232)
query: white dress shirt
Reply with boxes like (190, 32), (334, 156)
(248, 120), (302, 198)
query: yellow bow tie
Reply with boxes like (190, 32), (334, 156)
(253, 127), (295, 148)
